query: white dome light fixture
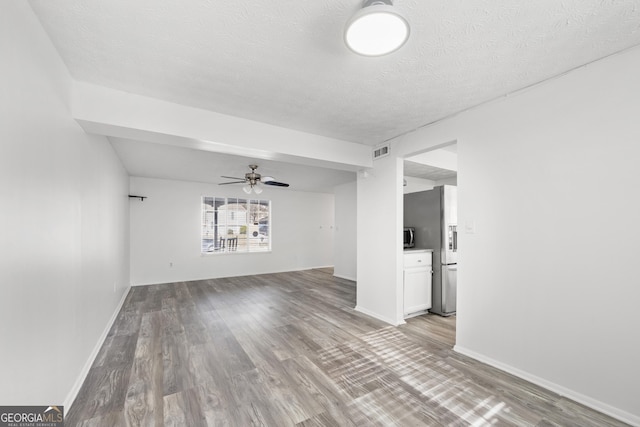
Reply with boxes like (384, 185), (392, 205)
(344, 0), (410, 56)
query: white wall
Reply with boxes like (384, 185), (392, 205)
(403, 176), (436, 194)
(402, 175), (459, 195)
(356, 157), (405, 325)
(408, 150), (458, 172)
(334, 181), (357, 281)
(0, 2), (130, 407)
(435, 176), (457, 186)
(130, 177), (334, 285)
(390, 46), (640, 423)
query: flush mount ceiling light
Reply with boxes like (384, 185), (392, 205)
(344, 0), (410, 56)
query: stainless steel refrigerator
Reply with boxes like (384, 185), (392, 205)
(403, 185), (457, 316)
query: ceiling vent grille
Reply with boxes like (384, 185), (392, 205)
(373, 144), (390, 160)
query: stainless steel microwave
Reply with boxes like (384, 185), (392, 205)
(403, 227), (415, 248)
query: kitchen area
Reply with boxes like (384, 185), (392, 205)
(403, 145), (457, 319)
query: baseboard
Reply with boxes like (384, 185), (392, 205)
(354, 305), (406, 326)
(333, 273), (356, 282)
(454, 345), (640, 427)
(130, 266), (336, 287)
(63, 286), (131, 409)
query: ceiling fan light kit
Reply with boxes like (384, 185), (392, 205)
(220, 165), (289, 194)
(243, 183), (263, 194)
(345, 0), (410, 56)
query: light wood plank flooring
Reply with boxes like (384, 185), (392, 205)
(66, 269), (629, 426)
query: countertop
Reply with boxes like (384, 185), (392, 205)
(403, 248), (433, 253)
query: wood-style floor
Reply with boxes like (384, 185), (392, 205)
(66, 269), (628, 426)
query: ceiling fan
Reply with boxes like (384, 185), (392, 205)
(219, 164), (289, 194)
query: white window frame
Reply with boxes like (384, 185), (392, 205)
(201, 196), (271, 254)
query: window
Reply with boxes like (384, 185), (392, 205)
(201, 197), (271, 253)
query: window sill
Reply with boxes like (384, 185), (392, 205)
(200, 250), (272, 256)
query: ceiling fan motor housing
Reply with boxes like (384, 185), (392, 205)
(246, 164), (261, 184)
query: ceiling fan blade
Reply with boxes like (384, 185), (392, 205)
(221, 175), (246, 180)
(263, 181), (289, 187)
(218, 181), (246, 185)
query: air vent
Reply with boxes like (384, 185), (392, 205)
(373, 144), (390, 160)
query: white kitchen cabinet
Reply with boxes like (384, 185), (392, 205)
(403, 250), (433, 317)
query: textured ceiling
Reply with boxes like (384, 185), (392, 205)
(29, 0), (640, 146)
(403, 160), (457, 182)
(109, 138), (356, 193)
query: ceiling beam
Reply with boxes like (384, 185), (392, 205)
(71, 82), (373, 172)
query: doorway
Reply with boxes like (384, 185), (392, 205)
(402, 142), (458, 340)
